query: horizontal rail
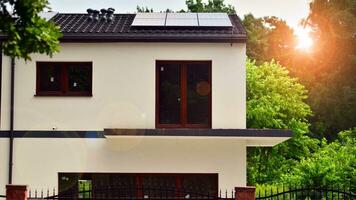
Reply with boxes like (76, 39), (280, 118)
(28, 186), (235, 200)
(256, 188), (356, 199)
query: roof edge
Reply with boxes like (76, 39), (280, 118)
(59, 34), (247, 43)
(104, 129), (293, 137)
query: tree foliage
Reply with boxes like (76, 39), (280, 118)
(0, 0), (61, 60)
(136, 6), (154, 13)
(185, 0), (235, 13)
(242, 14), (296, 67)
(242, 14), (268, 64)
(302, 0), (356, 139)
(247, 60), (311, 130)
(282, 128), (356, 189)
(243, 0), (356, 140)
(246, 59), (319, 184)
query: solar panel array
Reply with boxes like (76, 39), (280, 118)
(131, 13), (232, 27)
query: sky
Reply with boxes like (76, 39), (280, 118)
(48, 0), (311, 30)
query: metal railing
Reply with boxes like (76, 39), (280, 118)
(256, 185), (355, 200)
(27, 187), (236, 200)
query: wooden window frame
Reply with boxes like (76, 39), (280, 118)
(36, 62), (93, 97)
(156, 60), (212, 129)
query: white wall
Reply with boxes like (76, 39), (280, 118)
(0, 42), (247, 194)
(1, 43), (246, 131)
(0, 139), (9, 195)
(0, 137), (247, 194)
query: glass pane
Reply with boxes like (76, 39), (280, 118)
(68, 64), (92, 92)
(182, 175), (217, 198)
(78, 180), (92, 198)
(187, 63), (211, 124)
(159, 64), (181, 124)
(39, 64), (61, 92)
(109, 174), (136, 198)
(142, 175), (176, 198)
(58, 173), (81, 198)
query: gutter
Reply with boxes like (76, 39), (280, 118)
(8, 57), (14, 184)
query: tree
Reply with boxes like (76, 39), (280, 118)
(242, 14), (268, 64)
(185, 0), (235, 13)
(282, 128), (356, 189)
(0, 0), (61, 60)
(301, 0), (356, 139)
(246, 59), (319, 184)
(136, 6), (154, 13)
(264, 17), (296, 68)
(243, 1), (356, 140)
(242, 14), (297, 66)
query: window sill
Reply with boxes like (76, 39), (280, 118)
(34, 93), (93, 97)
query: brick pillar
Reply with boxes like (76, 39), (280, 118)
(235, 186), (256, 200)
(6, 185), (27, 200)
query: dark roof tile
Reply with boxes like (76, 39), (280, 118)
(51, 13), (247, 43)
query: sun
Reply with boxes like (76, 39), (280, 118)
(295, 27), (314, 51)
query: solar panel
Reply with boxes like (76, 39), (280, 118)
(199, 18), (232, 27)
(132, 13), (167, 26)
(198, 13), (232, 27)
(168, 13), (198, 19)
(198, 13), (228, 19)
(135, 12), (167, 19)
(166, 13), (198, 26)
(131, 12), (232, 27)
(132, 18), (166, 26)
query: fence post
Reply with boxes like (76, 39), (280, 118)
(235, 186), (256, 200)
(6, 185), (27, 200)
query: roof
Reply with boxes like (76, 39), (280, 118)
(50, 13), (247, 43)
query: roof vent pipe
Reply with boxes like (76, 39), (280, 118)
(87, 8), (94, 20)
(100, 9), (107, 21)
(107, 8), (115, 22)
(92, 10), (100, 21)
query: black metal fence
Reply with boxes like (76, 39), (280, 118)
(2, 185), (352, 200)
(27, 187), (236, 200)
(256, 185), (356, 200)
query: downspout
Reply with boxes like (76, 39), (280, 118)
(8, 57), (15, 184)
(0, 43), (2, 128)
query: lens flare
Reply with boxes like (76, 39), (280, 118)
(295, 27), (314, 51)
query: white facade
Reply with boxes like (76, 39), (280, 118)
(0, 137), (247, 194)
(1, 43), (246, 131)
(0, 42), (288, 195)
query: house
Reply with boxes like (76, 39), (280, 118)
(0, 9), (292, 198)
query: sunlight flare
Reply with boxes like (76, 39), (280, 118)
(295, 27), (314, 51)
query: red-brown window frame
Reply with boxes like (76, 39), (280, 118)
(36, 62), (93, 97)
(156, 60), (212, 129)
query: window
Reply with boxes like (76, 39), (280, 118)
(156, 61), (211, 128)
(36, 62), (92, 96)
(59, 173), (218, 199)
